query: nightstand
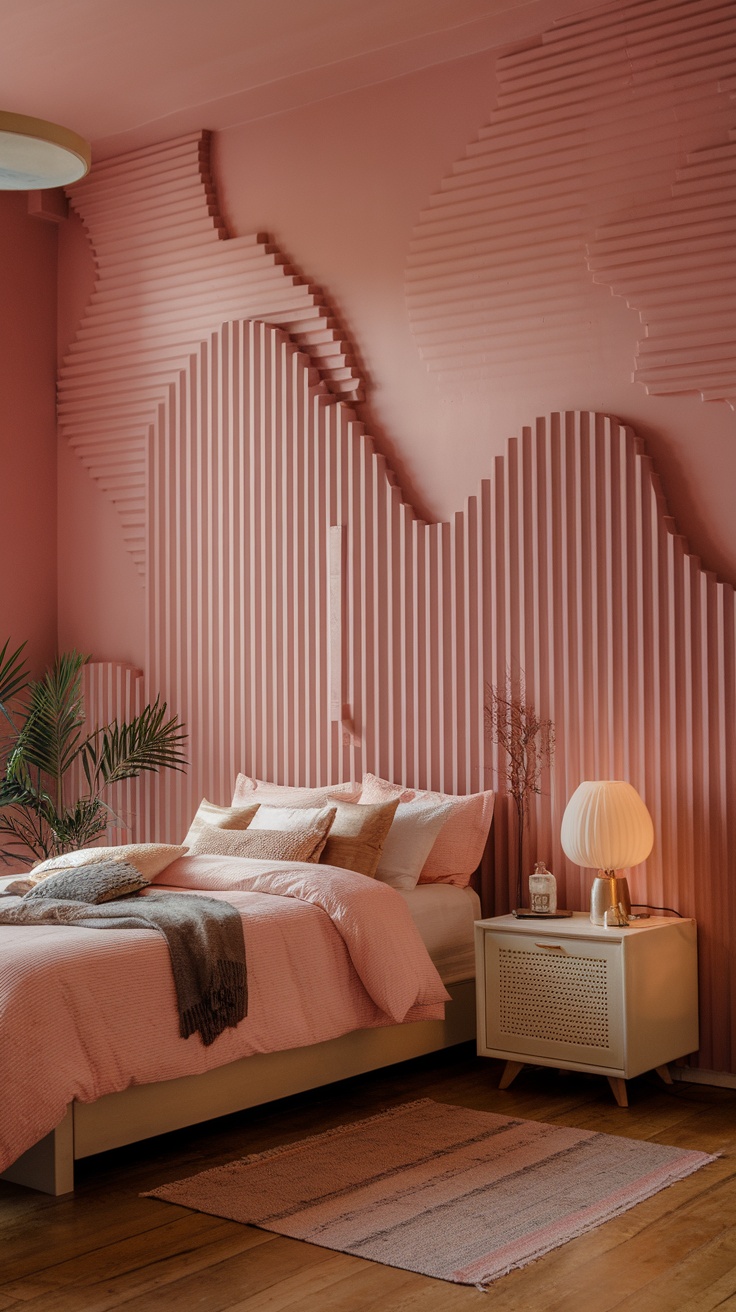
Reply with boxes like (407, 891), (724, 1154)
(475, 913), (698, 1106)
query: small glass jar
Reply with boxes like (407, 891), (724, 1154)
(528, 861), (557, 915)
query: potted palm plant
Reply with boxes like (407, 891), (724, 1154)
(0, 639), (187, 865)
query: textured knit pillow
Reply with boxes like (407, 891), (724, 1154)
(318, 799), (399, 878)
(187, 818), (335, 863)
(183, 799), (260, 848)
(372, 797), (455, 891)
(22, 859), (149, 904)
(232, 774), (361, 808)
(247, 808), (338, 860)
(29, 842), (188, 885)
(360, 774), (495, 886)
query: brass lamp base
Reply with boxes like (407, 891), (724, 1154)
(590, 872), (631, 926)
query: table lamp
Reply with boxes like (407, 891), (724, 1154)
(560, 780), (654, 926)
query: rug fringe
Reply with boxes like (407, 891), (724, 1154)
(466, 1150), (722, 1288)
(144, 1102), (721, 1291)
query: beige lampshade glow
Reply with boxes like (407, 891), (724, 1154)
(560, 780), (654, 871)
(0, 111), (90, 190)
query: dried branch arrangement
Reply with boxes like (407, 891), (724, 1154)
(484, 674), (555, 910)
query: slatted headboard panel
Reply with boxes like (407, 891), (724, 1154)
(138, 320), (735, 1070)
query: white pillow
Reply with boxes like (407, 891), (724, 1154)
(232, 775), (360, 806)
(373, 799), (455, 891)
(360, 773), (495, 885)
(248, 804), (337, 833)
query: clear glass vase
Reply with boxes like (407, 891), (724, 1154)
(528, 860), (557, 914)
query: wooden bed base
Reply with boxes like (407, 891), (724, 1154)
(3, 978), (476, 1195)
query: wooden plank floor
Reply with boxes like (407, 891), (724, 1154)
(1, 1046), (735, 1311)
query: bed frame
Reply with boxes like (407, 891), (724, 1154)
(2, 978), (476, 1195)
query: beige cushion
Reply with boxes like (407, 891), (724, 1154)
(319, 799), (399, 878)
(183, 799), (260, 848)
(30, 843), (187, 885)
(22, 859), (149, 904)
(247, 802), (338, 865)
(187, 818), (334, 863)
(360, 774), (494, 886)
(232, 775), (361, 807)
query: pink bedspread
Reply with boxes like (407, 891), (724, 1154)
(0, 857), (449, 1173)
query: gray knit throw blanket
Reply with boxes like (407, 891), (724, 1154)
(0, 892), (247, 1046)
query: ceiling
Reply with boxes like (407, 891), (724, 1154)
(1, 0), (584, 158)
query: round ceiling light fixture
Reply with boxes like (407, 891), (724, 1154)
(0, 111), (91, 190)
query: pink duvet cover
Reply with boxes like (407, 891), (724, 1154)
(0, 856), (449, 1173)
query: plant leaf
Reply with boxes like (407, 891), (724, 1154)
(49, 797), (109, 852)
(15, 651), (87, 784)
(0, 638), (187, 866)
(0, 638), (29, 714)
(83, 697), (187, 789)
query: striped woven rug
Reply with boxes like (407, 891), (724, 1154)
(145, 1098), (716, 1287)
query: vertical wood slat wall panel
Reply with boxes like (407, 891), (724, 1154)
(114, 317), (735, 1070)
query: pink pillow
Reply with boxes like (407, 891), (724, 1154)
(359, 773), (494, 886)
(232, 775), (361, 807)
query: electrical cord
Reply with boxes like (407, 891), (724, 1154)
(630, 903), (683, 917)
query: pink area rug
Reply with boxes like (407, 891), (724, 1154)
(145, 1098), (716, 1288)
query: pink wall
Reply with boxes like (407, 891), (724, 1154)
(54, 0), (736, 1071)
(0, 193), (58, 676)
(58, 4), (736, 653)
(214, 23), (736, 584)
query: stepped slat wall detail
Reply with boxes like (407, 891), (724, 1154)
(590, 130), (736, 404)
(60, 132), (364, 574)
(406, 0), (735, 404)
(135, 320), (734, 1070)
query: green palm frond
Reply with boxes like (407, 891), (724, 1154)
(48, 797), (110, 852)
(82, 697), (187, 789)
(0, 791), (109, 863)
(0, 800), (53, 865)
(0, 640), (188, 865)
(0, 773), (34, 808)
(15, 651), (87, 786)
(0, 642), (30, 766)
(0, 639), (29, 719)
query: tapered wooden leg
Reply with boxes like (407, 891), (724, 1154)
(499, 1060), (525, 1090)
(607, 1076), (629, 1107)
(655, 1064), (673, 1085)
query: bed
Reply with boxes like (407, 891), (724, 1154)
(0, 853), (482, 1195)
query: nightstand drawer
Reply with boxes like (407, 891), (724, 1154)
(483, 931), (624, 1069)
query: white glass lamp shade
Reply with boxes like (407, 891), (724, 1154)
(0, 112), (90, 190)
(560, 780), (654, 872)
